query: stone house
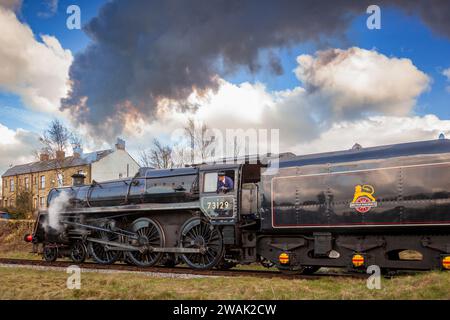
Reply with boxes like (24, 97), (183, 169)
(1, 139), (140, 210)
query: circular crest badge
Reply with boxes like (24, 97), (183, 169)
(349, 185), (377, 213)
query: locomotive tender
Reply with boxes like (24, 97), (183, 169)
(28, 139), (450, 272)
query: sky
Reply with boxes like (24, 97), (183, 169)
(1, 0), (450, 175)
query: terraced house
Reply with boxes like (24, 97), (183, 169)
(1, 139), (140, 211)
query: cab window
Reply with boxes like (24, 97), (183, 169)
(203, 170), (236, 193)
(203, 172), (218, 193)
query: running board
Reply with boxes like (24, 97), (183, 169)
(86, 237), (202, 254)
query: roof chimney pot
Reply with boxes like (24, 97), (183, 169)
(56, 150), (65, 162)
(115, 138), (126, 150)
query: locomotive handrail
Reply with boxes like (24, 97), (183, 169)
(123, 177), (134, 205)
(86, 183), (93, 208)
(62, 220), (139, 239)
(59, 200), (200, 214)
(91, 180), (102, 187)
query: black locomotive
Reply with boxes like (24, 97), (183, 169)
(27, 138), (450, 273)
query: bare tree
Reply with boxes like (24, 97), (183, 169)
(70, 133), (83, 148)
(184, 118), (216, 164)
(184, 118), (196, 164)
(139, 139), (174, 169)
(233, 136), (241, 159)
(171, 143), (191, 168)
(138, 149), (152, 168)
(32, 119), (81, 188)
(37, 119), (73, 159)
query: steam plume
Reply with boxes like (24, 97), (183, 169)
(61, 0), (450, 138)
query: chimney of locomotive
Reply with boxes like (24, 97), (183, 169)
(115, 138), (126, 150)
(352, 143), (362, 150)
(71, 173), (86, 187)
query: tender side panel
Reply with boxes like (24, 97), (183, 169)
(402, 163), (450, 223)
(271, 162), (450, 228)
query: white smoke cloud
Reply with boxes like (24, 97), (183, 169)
(0, 6), (73, 113)
(123, 47), (432, 156)
(47, 190), (70, 231)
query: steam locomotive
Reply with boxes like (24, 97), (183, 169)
(27, 139), (450, 273)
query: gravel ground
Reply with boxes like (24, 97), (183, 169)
(0, 263), (216, 279)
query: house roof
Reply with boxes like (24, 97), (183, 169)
(2, 149), (113, 178)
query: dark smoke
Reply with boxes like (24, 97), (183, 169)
(61, 0), (450, 138)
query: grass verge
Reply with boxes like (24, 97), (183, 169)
(0, 266), (449, 300)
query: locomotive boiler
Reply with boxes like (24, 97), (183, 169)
(28, 139), (450, 273)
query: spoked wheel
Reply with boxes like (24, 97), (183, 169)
(179, 217), (224, 270)
(70, 241), (87, 264)
(88, 230), (121, 264)
(126, 218), (165, 267)
(43, 245), (58, 262)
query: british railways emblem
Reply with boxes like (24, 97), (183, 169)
(349, 184), (377, 213)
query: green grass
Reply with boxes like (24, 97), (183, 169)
(0, 251), (41, 260)
(0, 266), (449, 300)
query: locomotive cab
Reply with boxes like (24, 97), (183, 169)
(199, 164), (238, 224)
(198, 163), (262, 225)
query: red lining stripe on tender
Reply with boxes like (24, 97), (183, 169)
(272, 220), (450, 227)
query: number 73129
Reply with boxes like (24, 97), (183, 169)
(206, 200), (230, 210)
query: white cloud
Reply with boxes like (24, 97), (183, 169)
(38, 0), (59, 18)
(120, 47), (437, 160)
(295, 47), (430, 118)
(0, 7), (73, 113)
(443, 68), (450, 79)
(291, 115), (450, 155)
(443, 67), (450, 93)
(0, 123), (40, 181)
(0, 43), (438, 169)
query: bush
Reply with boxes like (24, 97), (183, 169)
(0, 207), (27, 219)
(0, 190), (34, 219)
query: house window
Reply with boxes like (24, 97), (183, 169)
(4, 199), (7, 207)
(57, 173), (63, 187)
(40, 175), (45, 189)
(25, 177), (30, 190)
(34, 176), (37, 185)
(9, 179), (14, 192)
(39, 197), (45, 208)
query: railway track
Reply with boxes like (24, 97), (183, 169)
(0, 258), (368, 280)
